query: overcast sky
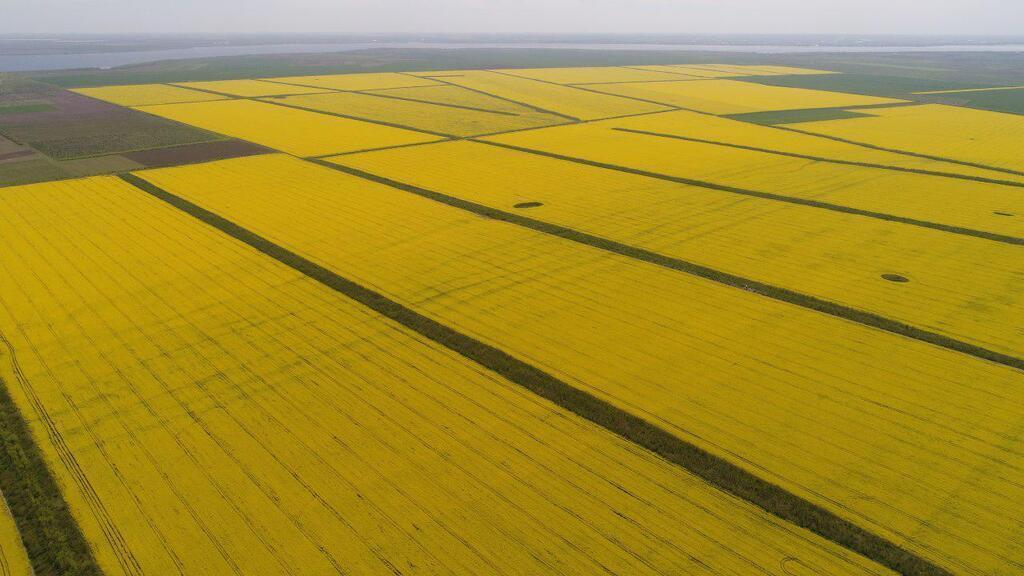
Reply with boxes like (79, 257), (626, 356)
(4, 0), (1023, 35)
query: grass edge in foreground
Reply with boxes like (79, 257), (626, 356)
(121, 171), (951, 576)
(0, 363), (102, 576)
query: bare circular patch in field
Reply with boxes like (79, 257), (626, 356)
(513, 202), (544, 209)
(881, 273), (910, 283)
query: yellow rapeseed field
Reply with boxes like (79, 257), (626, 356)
(0, 496), (31, 576)
(267, 72), (440, 91)
(605, 109), (1024, 182)
(584, 78), (903, 114)
(629, 65), (740, 78)
(483, 123), (1024, 237)
(143, 153), (1024, 576)
(173, 79), (334, 97)
(137, 99), (441, 156)
(435, 70), (671, 120)
(0, 173), (895, 576)
(336, 139), (1024, 358)
(493, 66), (703, 84)
(681, 64), (836, 76)
(272, 92), (567, 137)
(362, 84), (539, 114)
(794, 103), (1024, 173)
(73, 84), (227, 107)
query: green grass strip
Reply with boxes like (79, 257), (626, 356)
(0, 352), (102, 575)
(121, 171), (954, 576)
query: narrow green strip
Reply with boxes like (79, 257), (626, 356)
(120, 172), (953, 576)
(0, 348), (102, 576)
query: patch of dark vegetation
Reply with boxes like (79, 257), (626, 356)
(738, 73), (987, 97)
(0, 78), (221, 161)
(0, 369), (101, 575)
(123, 139), (271, 168)
(725, 108), (872, 125)
(914, 88), (1024, 116)
(513, 201), (543, 209)
(881, 274), (910, 283)
(0, 101), (56, 116)
(122, 170), (954, 576)
(0, 159), (66, 187)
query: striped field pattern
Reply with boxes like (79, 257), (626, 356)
(0, 65), (1021, 576)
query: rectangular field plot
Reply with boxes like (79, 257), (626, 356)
(73, 84), (227, 107)
(0, 173), (893, 576)
(482, 123), (1024, 238)
(139, 153), (1024, 576)
(436, 70), (671, 120)
(137, 99), (440, 156)
(584, 79), (902, 114)
(606, 109), (1024, 182)
(336, 139), (1024, 359)
(793, 103), (1024, 174)
(273, 92), (567, 137)
(173, 79), (334, 97)
(267, 72), (440, 91)
(493, 66), (703, 84)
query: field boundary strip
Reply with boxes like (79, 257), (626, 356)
(613, 127), (1024, 189)
(0, 335), (103, 576)
(118, 171), (952, 576)
(477, 139), (1024, 247)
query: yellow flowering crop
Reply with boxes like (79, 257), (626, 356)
(585, 78), (903, 114)
(141, 153), (1024, 576)
(484, 122), (1024, 237)
(173, 79), (333, 97)
(795, 103), (1024, 173)
(73, 84), (227, 107)
(273, 91), (567, 137)
(138, 98), (440, 157)
(436, 70), (671, 120)
(0, 172), (893, 575)
(493, 66), (701, 84)
(267, 72), (440, 91)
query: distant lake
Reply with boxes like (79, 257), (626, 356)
(3, 41), (1024, 72)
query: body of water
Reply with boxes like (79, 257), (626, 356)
(2, 41), (1024, 72)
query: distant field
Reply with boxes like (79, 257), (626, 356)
(0, 60), (1022, 576)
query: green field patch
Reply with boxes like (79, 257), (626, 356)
(738, 73), (989, 97)
(0, 158), (67, 187)
(726, 108), (872, 125)
(0, 101), (56, 115)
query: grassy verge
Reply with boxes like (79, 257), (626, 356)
(0, 374), (100, 575)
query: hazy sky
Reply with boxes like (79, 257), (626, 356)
(5, 0), (1024, 35)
